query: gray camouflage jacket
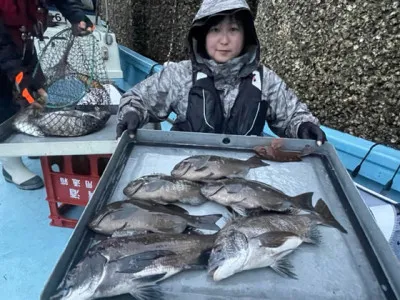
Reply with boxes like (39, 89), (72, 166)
(118, 0), (320, 138)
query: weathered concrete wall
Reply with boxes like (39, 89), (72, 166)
(104, 0), (399, 149)
(106, 0), (258, 63)
(255, 0), (399, 149)
(136, 0), (259, 63)
(101, 0), (135, 49)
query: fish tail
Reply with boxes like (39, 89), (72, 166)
(188, 214), (223, 231)
(314, 199), (348, 233)
(246, 155), (270, 167)
(290, 192), (314, 212)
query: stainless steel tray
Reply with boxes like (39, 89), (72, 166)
(41, 130), (400, 300)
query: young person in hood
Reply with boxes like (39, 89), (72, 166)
(116, 0), (327, 145)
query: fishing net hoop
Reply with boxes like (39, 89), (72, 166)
(33, 27), (111, 109)
(13, 27), (114, 137)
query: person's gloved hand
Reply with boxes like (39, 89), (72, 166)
(37, 88), (48, 105)
(71, 16), (94, 36)
(116, 110), (141, 139)
(14, 71), (45, 110)
(297, 122), (327, 146)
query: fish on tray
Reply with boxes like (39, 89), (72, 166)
(50, 233), (216, 300)
(200, 177), (316, 216)
(174, 200), (235, 235)
(88, 199), (223, 236)
(123, 174), (208, 205)
(12, 106), (111, 137)
(208, 199), (347, 281)
(253, 138), (315, 162)
(171, 154), (269, 181)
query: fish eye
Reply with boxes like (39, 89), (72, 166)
(213, 244), (223, 253)
(63, 286), (72, 297)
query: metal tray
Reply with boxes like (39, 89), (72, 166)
(41, 130), (400, 300)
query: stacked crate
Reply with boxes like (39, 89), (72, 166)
(40, 154), (111, 228)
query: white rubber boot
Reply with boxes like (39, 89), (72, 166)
(0, 156), (44, 190)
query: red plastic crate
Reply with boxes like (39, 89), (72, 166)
(40, 154), (111, 228)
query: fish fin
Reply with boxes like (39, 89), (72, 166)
(289, 192), (314, 212)
(231, 205), (248, 216)
(184, 226), (206, 235)
(305, 226), (322, 245)
(151, 199), (170, 205)
(225, 207), (242, 219)
(136, 272), (168, 283)
(200, 184), (223, 197)
(256, 231), (301, 248)
(222, 212), (240, 226)
(246, 155), (270, 167)
(270, 257), (298, 279)
(285, 207), (301, 215)
(314, 199), (348, 233)
(130, 279), (165, 300)
(192, 155), (211, 171)
(226, 170), (248, 178)
(197, 178), (216, 185)
(143, 180), (166, 192)
(159, 223), (187, 234)
(225, 183), (244, 194)
(184, 226), (202, 234)
(203, 172), (215, 178)
(115, 250), (176, 273)
(111, 229), (149, 238)
(164, 204), (189, 214)
(187, 214), (223, 230)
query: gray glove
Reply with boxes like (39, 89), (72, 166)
(298, 122), (327, 145)
(116, 111), (140, 138)
(71, 16), (94, 36)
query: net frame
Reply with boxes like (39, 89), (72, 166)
(33, 27), (110, 109)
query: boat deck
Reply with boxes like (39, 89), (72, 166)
(0, 157), (73, 300)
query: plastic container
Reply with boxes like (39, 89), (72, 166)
(40, 154), (111, 228)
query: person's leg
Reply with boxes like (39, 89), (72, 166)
(0, 157), (44, 190)
(0, 72), (44, 190)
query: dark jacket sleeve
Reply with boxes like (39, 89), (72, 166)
(0, 20), (23, 80)
(50, 0), (86, 24)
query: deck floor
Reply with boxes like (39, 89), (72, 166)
(0, 157), (72, 300)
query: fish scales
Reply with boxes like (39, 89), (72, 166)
(51, 233), (216, 300)
(171, 155), (269, 181)
(89, 199), (222, 235)
(123, 174), (207, 205)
